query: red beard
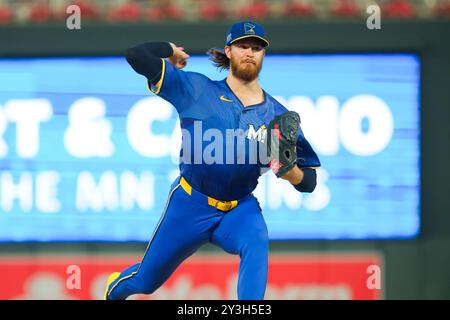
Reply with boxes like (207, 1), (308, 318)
(230, 58), (262, 82)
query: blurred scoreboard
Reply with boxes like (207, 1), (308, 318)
(0, 54), (420, 241)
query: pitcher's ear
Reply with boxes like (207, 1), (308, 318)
(224, 46), (231, 59)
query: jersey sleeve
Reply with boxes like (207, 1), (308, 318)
(296, 126), (321, 168)
(148, 59), (203, 115)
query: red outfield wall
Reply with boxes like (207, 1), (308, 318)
(0, 253), (383, 300)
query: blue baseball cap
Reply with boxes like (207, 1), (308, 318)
(226, 20), (270, 47)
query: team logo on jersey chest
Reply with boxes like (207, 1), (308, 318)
(247, 124), (267, 143)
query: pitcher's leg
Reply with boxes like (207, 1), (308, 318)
(211, 196), (268, 300)
(107, 185), (215, 300)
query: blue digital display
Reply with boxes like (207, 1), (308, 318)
(0, 54), (420, 241)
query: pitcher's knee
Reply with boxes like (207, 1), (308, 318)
(137, 275), (159, 295)
(141, 284), (157, 295)
(241, 230), (269, 254)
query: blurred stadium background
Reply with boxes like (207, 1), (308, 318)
(0, 0), (449, 300)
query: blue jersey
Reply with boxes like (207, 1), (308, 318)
(149, 59), (321, 201)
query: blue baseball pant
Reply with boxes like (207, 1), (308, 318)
(106, 176), (269, 300)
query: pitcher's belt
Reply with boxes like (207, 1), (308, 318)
(180, 176), (238, 212)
